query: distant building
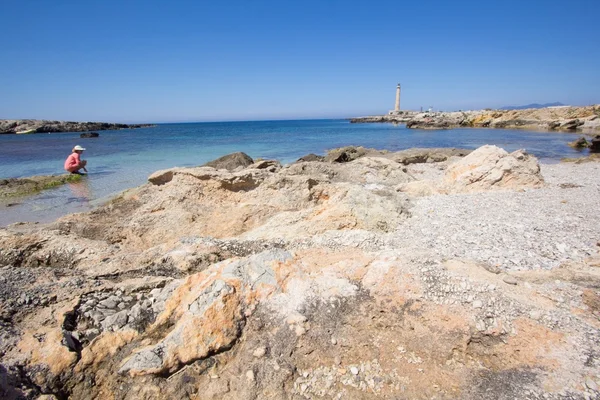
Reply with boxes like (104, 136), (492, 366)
(388, 84), (402, 115)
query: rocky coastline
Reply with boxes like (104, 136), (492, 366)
(0, 119), (154, 134)
(1, 146), (600, 399)
(351, 104), (600, 132)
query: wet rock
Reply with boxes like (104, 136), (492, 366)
(568, 137), (590, 149)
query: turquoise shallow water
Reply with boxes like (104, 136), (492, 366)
(0, 119), (589, 226)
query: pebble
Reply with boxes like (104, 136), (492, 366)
(331, 337), (337, 345)
(286, 313), (307, 325)
(529, 310), (541, 320)
(350, 367), (359, 375)
(503, 275), (518, 285)
(472, 300), (483, 309)
(585, 377), (598, 391)
(246, 370), (255, 381)
(98, 298), (117, 309)
(253, 346), (266, 358)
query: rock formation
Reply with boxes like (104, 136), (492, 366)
(1, 145), (600, 399)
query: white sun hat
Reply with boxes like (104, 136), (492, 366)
(73, 145), (86, 151)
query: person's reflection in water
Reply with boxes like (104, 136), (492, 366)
(67, 178), (92, 204)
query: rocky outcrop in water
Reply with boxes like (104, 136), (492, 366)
(351, 105), (600, 132)
(79, 132), (99, 138)
(0, 174), (82, 198)
(1, 146), (600, 399)
(569, 137), (590, 149)
(0, 120), (154, 134)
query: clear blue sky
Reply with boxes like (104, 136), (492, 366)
(1, 0), (598, 122)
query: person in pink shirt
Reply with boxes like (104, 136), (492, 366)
(64, 145), (88, 174)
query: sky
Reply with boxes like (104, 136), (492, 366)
(0, 0), (599, 123)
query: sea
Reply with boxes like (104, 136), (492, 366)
(0, 119), (589, 226)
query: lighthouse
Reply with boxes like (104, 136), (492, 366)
(394, 83), (401, 112)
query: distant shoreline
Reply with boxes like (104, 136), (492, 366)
(0, 119), (155, 134)
(350, 104), (600, 133)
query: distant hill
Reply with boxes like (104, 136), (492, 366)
(499, 102), (565, 110)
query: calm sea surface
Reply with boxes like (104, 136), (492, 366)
(0, 119), (588, 226)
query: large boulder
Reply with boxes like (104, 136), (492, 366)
(324, 146), (372, 163)
(444, 145), (544, 191)
(147, 168), (177, 185)
(203, 152), (254, 171)
(399, 145), (544, 196)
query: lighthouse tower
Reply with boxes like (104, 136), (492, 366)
(394, 83), (401, 112)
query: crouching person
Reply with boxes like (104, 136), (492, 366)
(64, 145), (88, 174)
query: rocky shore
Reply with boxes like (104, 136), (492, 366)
(0, 120), (154, 134)
(0, 175), (83, 199)
(351, 105), (600, 132)
(1, 146), (600, 399)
